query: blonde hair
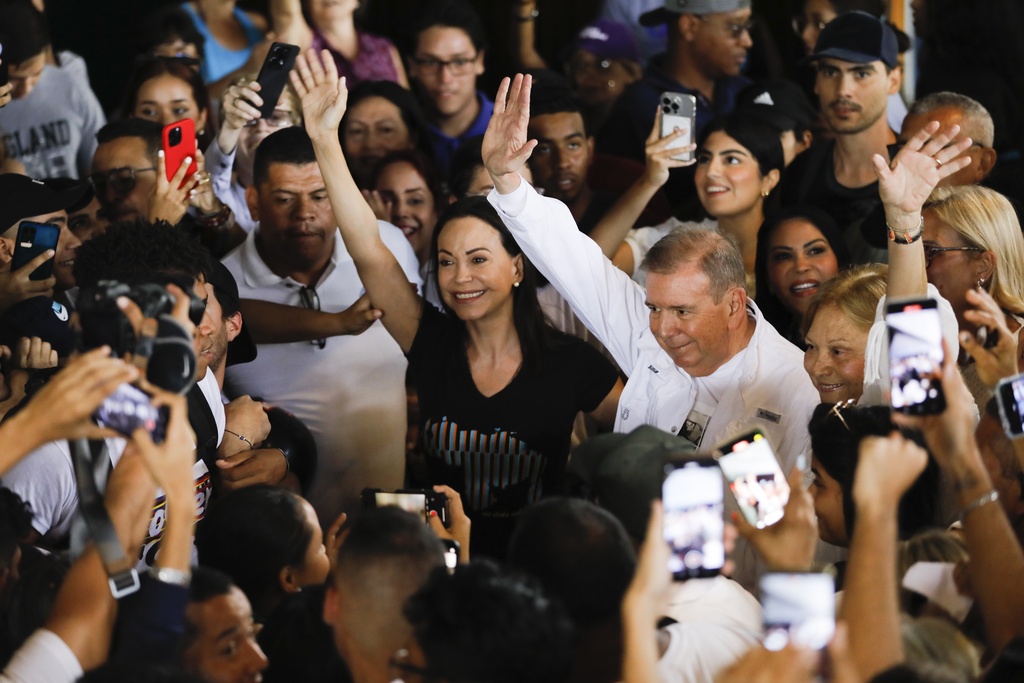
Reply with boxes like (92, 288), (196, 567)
(801, 263), (888, 338)
(901, 616), (980, 682)
(924, 185), (1024, 314)
(898, 529), (968, 579)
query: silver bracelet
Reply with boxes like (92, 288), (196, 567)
(150, 566), (192, 587)
(960, 489), (999, 518)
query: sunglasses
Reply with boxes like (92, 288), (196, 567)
(299, 285), (327, 349)
(89, 166), (157, 196)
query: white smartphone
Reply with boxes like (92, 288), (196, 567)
(659, 91), (697, 162)
(761, 572), (836, 652)
(662, 457), (725, 580)
(716, 430), (790, 529)
(886, 298), (946, 415)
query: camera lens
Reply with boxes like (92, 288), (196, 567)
(671, 102), (679, 111)
(169, 127), (182, 146)
(662, 97), (670, 106)
(22, 226), (35, 241)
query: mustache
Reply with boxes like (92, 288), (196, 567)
(830, 99), (862, 111)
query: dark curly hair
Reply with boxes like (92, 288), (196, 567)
(73, 219), (213, 290)
(404, 560), (573, 683)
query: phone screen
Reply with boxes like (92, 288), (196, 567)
(93, 383), (169, 443)
(887, 299), (946, 415)
(662, 459), (724, 580)
(996, 374), (1024, 438)
(717, 431), (790, 528)
(761, 572), (835, 651)
(373, 491), (427, 520)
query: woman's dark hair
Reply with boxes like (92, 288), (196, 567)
(135, 7), (206, 62)
(429, 196), (554, 371)
(369, 148), (445, 211)
(341, 79), (437, 180)
(194, 486), (313, 620)
(697, 112), (786, 180)
(754, 204), (851, 342)
(121, 57), (214, 149)
(405, 560), (573, 683)
(448, 135), (485, 200)
(809, 404), (943, 542)
(258, 586), (350, 683)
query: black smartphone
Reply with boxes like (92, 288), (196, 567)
(995, 373), (1024, 439)
(361, 488), (449, 526)
(662, 457), (724, 580)
(93, 383), (170, 444)
(716, 430), (790, 529)
(0, 36), (9, 86)
(253, 42), (300, 119)
(760, 572), (836, 652)
(887, 298), (946, 415)
(11, 221), (60, 281)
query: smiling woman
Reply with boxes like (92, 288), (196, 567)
(122, 57), (214, 150)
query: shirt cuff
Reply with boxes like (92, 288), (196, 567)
(487, 174), (531, 218)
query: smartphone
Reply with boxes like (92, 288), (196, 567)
(161, 119), (197, 185)
(361, 488), (449, 526)
(93, 383), (170, 444)
(887, 298), (946, 415)
(659, 92), (697, 163)
(995, 374), (1024, 438)
(0, 37), (9, 86)
(761, 572), (836, 652)
(10, 221), (59, 281)
(716, 430), (790, 529)
(253, 42), (300, 119)
(662, 457), (725, 580)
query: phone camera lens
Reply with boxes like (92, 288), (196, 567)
(23, 227), (35, 241)
(671, 102), (679, 111)
(662, 97), (670, 105)
(169, 128), (182, 146)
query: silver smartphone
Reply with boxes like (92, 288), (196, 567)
(659, 92), (697, 162)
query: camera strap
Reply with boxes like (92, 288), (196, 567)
(70, 437), (141, 599)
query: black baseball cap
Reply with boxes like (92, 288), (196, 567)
(806, 11), (898, 69)
(0, 296), (75, 358)
(568, 425), (697, 541)
(0, 174), (92, 235)
(736, 79), (817, 132)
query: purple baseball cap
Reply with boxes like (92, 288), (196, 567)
(573, 20), (641, 64)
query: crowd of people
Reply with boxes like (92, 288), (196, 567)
(0, 0), (1023, 681)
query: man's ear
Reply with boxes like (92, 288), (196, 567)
(887, 65), (902, 96)
(977, 147), (998, 180)
(679, 13), (701, 41)
(225, 311), (242, 343)
(728, 286), (747, 323)
(246, 185), (261, 222)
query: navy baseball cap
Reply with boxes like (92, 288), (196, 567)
(640, 0), (752, 27)
(807, 11), (899, 68)
(736, 79), (817, 132)
(0, 174), (92, 235)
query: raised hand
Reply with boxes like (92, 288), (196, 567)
(149, 149), (202, 225)
(13, 336), (58, 369)
(959, 286), (1021, 388)
(872, 121), (972, 221)
(482, 74), (538, 192)
(853, 432), (928, 514)
(734, 465), (818, 571)
(428, 484), (471, 563)
(335, 290), (383, 336)
(222, 81), (264, 132)
(642, 106), (697, 188)
(0, 250), (56, 314)
(290, 48), (347, 142)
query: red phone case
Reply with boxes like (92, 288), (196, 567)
(161, 119), (198, 185)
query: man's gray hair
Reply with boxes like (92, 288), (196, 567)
(640, 228), (745, 302)
(908, 91), (995, 147)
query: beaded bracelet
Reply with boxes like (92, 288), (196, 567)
(960, 489), (999, 518)
(887, 215), (924, 244)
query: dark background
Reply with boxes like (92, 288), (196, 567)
(45, 0), (808, 115)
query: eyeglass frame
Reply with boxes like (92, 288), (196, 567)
(298, 285), (327, 349)
(243, 109), (296, 129)
(698, 15), (756, 40)
(791, 15), (827, 36)
(409, 53), (480, 76)
(923, 245), (985, 268)
(89, 166), (158, 196)
(566, 56), (614, 77)
(828, 398), (857, 431)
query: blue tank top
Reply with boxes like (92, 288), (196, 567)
(181, 3), (264, 84)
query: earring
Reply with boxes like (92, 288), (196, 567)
(978, 277), (988, 290)
(761, 190), (770, 197)
(513, 281), (520, 288)
(607, 80), (616, 89)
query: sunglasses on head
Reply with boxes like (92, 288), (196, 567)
(89, 167), (157, 197)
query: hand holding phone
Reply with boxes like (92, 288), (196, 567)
(93, 383), (170, 444)
(887, 298), (946, 415)
(361, 488), (449, 526)
(659, 92), (697, 163)
(995, 373), (1024, 438)
(11, 221), (59, 281)
(716, 430), (790, 528)
(161, 119), (197, 186)
(662, 458), (724, 580)
(760, 572), (835, 652)
(252, 42), (300, 119)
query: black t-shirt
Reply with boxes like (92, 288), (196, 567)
(407, 303), (619, 558)
(782, 139), (898, 264)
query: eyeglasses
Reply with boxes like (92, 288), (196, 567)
(89, 166), (157, 196)
(791, 15), (827, 36)
(388, 648), (441, 683)
(410, 54), (479, 76)
(924, 245), (984, 268)
(298, 286), (327, 349)
(699, 16), (756, 40)
(244, 109), (295, 129)
(828, 398), (857, 431)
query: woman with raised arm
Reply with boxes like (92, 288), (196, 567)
(291, 50), (622, 559)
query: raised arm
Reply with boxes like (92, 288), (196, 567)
(873, 121), (973, 301)
(269, 0), (314, 49)
(588, 109), (694, 270)
(291, 49), (423, 352)
(483, 74), (538, 196)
